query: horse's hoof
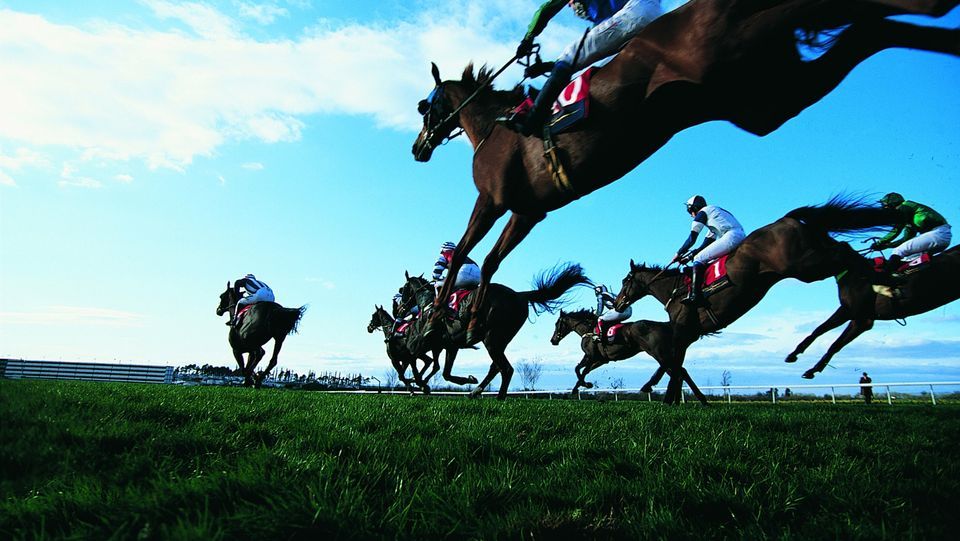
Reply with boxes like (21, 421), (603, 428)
(467, 376), (478, 385)
(640, 384), (653, 393)
(785, 354), (798, 363)
(801, 371), (815, 380)
(583, 382), (594, 389)
(468, 390), (481, 399)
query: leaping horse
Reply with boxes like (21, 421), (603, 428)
(216, 283), (305, 388)
(413, 0), (959, 341)
(786, 244), (960, 378)
(613, 198), (902, 403)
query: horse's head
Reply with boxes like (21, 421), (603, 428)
(413, 63), (461, 162)
(368, 305), (390, 334)
(399, 272), (434, 311)
(614, 260), (653, 311)
(216, 281), (236, 316)
(551, 310), (574, 346)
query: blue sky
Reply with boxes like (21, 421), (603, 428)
(1, 0), (959, 393)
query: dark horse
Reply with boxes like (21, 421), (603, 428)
(613, 199), (901, 403)
(786, 245), (960, 379)
(551, 309), (705, 398)
(413, 0), (959, 340)
(367, 305), (442, 392)
(399, 263), (591, 399)
(216, 283), (305, 388)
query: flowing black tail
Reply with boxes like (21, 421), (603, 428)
(273, 305), (306, 336)
(785, 195), (902, 236)
(519, 263), (591, 315)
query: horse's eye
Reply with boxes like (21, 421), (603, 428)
(418, 100), (430, 115)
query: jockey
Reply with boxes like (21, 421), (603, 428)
(594, 284), (632, 344)
(671, 195), (745, 305)
(498, 0), (665, 136)
(229, 273), (274, 326)
(872, 192), (952, 275)
(433, 241), (482, 292)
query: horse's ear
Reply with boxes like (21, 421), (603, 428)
(405, 270), (410, 280)
(630, 259), (637, 270)
(559, 309), (565, 316)
(431, 62), (441, 86)
(227, 281), (232, 289)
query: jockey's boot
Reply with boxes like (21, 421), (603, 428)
(884, 254), (904, 279)
(594, 320), (611, 344)
(682, 263), (705, 305)
(496, 61), (574, 137)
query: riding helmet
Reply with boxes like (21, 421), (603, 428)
(879, 192), (904, 208)
(685, 195), (707, 214)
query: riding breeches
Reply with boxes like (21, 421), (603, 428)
(558, 0), (664, 70)
(236, 286), (275, 310)
(693, 228), (746, 265)
(893, 224), (952, 258)
(599, 305), (632, 323)
(438, 263), (482, 290)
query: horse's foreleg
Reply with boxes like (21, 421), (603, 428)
(433, 195), (504, 315)
(468, 212), (545, 341)
(640, 366), (667, 394)
(572, 355), (601, 394)
(418, 350), (442, 390)
(441, 349), (477, 386)
(786, 306), (850, 363)
(678, 367), (709, 406)
(803, 319), (875, 379)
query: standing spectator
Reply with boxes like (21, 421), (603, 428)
(859, 372), (874, 404)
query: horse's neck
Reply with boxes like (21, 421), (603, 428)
(378, 310), (395, 332)
(646, 272), (681, 306)
(568, 315), (595, 336)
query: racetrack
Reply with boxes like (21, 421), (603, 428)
(2, 380), (959, 540)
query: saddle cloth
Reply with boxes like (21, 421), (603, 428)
(509, 68), (596, 135)
(236, 304), (254, 324)
(873, 253), (931, 275)
(683, 256), (732, 296)
(448, 289), (472, 312)
(594, 321), (625, 342)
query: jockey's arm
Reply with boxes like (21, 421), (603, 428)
(525, 0), (567, 40)
(677, 213), (708, 256)
(887, 225), (917, 249)
(693, 235), (716, 255)
(875, 224), (905, 250)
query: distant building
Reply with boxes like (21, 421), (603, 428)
(0, 358), (173, 384)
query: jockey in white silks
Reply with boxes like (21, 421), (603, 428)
(432, 241), (481, 292)
(499, 0), (665, 136)
(229, 273), (275, 326)
(595, 284), (632, 344)
(671, 195), (746, 305)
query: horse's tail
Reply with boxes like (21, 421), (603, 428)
(785, 195), (902, 236)
(274, 305), (307, 336)
(518, 263), (591, 315)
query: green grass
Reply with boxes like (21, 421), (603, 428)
(2, 380), (959, 540)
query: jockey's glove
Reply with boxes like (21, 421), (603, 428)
(516, 37), (535, 58)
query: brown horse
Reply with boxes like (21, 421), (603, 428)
(367, 305), (440, 392)
(550, 309), (708, 401)
(612, 199), (902, 403)
(412, 0), (959, 340)
(399, 263), (591, 399)
(216, 283), (305, 388)
(786, 245), (960, 379)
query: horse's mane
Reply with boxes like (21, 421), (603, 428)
(563, 308), (595, 321)
(460, 63), (524, 102)
(630, 261), (665, 272)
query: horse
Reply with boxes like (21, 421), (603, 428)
(367, 305), (441, 393)
(412, 0), (959, 341)
(216, 282), (305, 388)
(550, 308), (709, 401)
(399, 263), (591, 399)
(786, 245), (960, 379)
(612, 198), (902, 403)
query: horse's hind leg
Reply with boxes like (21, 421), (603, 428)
(786, 306), (850, 363)
(441, 349), (478, 386)
(572, 355), (602, 394)
(802, 319), (874, 379)
(255, 339), (284, 388)
(640, 366), (667, 394)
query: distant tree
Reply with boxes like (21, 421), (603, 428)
(608, 377), (624, 390)
(721, 370), (733, 387)
(383, 369), (399, 390)
(516, 357), (544, 391)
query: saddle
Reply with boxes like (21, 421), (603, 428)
(507, 68), (595, 136)
(873, 253), (932, 276)
(594, 321), (625, 344)
(682, 256), (733, 298)
(235, 304), (254, 325)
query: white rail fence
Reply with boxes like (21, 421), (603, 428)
(0, 359), (174, 384)
(327, 381), (960, 405)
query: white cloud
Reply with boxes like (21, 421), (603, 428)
(241, 162), (264, 170)
(0, 306), (145, 327)
(58, 177), (104, 189)
(0, 2), (551, 174)
(0, 147), (49, 170)
(115, 174), (134, 183)
(236, 1), (289, 25)
(0, 170), (16, 187)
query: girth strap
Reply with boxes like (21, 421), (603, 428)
(542, 127), (578, 198)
